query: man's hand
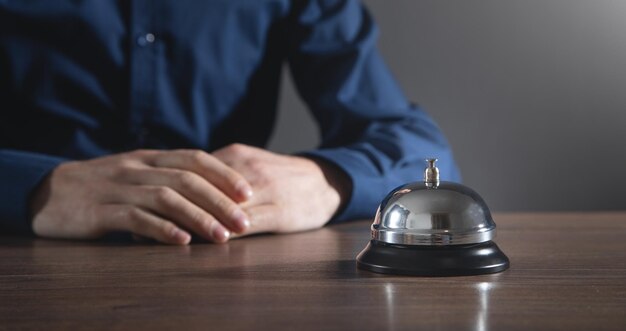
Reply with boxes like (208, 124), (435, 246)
(213, 144), (351, 236)
(30, 150), (253, 245)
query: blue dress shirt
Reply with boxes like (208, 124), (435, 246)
(0, 0), (460, 234)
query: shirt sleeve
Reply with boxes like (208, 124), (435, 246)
(0, 149), (67, 234)
(286, 0), (461, 223)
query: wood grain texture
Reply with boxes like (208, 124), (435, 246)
(1, 212), (626, 331)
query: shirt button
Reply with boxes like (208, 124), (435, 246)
(136, 33), (156, 47)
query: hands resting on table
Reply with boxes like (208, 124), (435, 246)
(29, 144), (351, 245)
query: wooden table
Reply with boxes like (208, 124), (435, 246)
(1, 212), (625, 330)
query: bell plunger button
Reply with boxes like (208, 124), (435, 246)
(424, 158), (440, 188)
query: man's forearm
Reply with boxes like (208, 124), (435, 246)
(0, 149), (68, 234)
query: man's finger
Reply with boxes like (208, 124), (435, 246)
(117, 185), (231, 243)
(146, 149), (253, 202)
(97, 204), (191, 245)
(230, 204), (281, 239)
(113, 167), (250, 233)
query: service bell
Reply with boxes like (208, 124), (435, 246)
(356, 159), (510, 276)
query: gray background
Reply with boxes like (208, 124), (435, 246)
(268, 0), (626, 211)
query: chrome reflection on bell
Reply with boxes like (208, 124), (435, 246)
(373, 158), (495, 246)
(356, 159), (510, 276)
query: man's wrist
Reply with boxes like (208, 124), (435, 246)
(303, 156), (352, 218)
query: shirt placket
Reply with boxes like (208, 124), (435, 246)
(128, 0), (157, 148)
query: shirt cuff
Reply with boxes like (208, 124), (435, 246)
(0, 150), (68, 234)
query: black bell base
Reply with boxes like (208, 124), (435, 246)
(356, 240), (509, 276)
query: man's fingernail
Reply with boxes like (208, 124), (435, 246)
(242, 218), (251, 229)
(171, 228), (191, 244)
(236, 182), (253, 199)
(232, 209), (250, 231)
(210, 222), (230, 243)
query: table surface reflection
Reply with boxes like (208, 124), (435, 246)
(1, 212), (626, 330)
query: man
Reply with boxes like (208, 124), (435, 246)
(0, 0), (460, 244)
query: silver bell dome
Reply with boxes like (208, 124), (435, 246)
(357, 159), (509, 276)
(371, 159), (496, 246)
